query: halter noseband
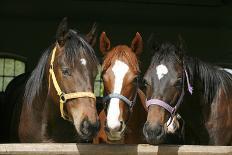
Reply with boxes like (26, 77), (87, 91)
(102, 92), (137, 112)
(102, 76), (139, 113)
(145, 67), (193, 124)
(49, 44), (96, 121)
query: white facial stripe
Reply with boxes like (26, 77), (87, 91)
(107, 60), (129, 130)
(80, 58), (87, 65)
(156, 64), (168, 80)
(107, 98), (121, 129)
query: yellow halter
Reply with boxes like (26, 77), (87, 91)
(49, 44), (96, 121)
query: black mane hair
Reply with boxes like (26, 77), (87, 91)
(150, 41), (232, 104)
(185, 56), (232, 104)
(150, 42), (182, 65)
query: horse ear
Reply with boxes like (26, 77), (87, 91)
(85, 22), (98, 47)
(56, 17), (68, 47)
(99, 32), (111, 55)
(147, 33), (160, 52)
(177, 34), (186, 58)
(131, 32), (143, 56)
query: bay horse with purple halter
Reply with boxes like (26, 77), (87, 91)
(143, 35), (232, 145)
(93, 32), (147, 144)
(8, 18), (100, 142)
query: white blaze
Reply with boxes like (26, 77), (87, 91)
(80, 58), (87, 65)
(107, 60), (129, 130)
(156, 64), (168, 80)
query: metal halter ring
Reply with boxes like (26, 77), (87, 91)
(60, 93), (67, 103)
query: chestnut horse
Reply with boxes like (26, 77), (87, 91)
(7, 18), (100, 142)
(143, 36), (232, 145)
(93, 32), (147, 144)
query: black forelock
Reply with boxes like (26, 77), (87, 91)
(63, 29), (99, 66)
(151, 41), (182, 65)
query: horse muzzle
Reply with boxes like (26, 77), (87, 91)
(104, 121), (126, 141)
(77, 118), (100, 141)
(143, 121), (166, 144)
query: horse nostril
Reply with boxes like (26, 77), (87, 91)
(83, 120), (89, 129)
(81, 119), (90, 135)
(143, 122), (151, 137)
(154, 124), (164, 137)
(80, 118), (99, 139)
(143, 122), (150, 131)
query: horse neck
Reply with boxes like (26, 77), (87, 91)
(182, 57), (232, 145)
(40, 86), (77, 142)
(125, 91), (147, 144)
(32, 66), (50, 107)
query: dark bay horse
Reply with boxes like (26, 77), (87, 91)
(143, 36), (232, 145)
(7, 18), (100, 142)
(93, 32), (147, 144)
(2, 72), (29, 142)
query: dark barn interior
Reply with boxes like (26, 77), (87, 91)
(0, 0), (232, 145)
(1, 0), (232, 71)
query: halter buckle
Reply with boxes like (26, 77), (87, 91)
(60, 93), (67, 103)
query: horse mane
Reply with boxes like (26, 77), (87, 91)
(24, 29), (99, 105)
(24, 46), (51, 105)
(102, 45), (140, 74)
(185, 57), (232, 104)
(151, 41), (232, 104)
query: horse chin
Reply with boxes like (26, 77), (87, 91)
(105, 130), (124, 141)
(75, 127), (98, 142)
(143, 131), (166, 145)
(78, 133), (95, 142)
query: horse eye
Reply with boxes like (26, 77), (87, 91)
(61, 68), (71, 76)
(143, 79), (150, 86)
(154, 47), (159, 51)
(174, 78), (182, 88)
(132, 77), (139, 84)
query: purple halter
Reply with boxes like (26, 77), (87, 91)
(146, 69), (193, 117)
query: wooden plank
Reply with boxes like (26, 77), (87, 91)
(0, 144), (231, 155)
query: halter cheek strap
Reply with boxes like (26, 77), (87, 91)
(49, 45), (96, 121)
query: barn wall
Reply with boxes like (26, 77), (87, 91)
(0, 1), (232, 71)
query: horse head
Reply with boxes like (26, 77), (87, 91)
(143, 35), (188, 144)
(100, 32), (143, 141)
(47, 18), (100, 141)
